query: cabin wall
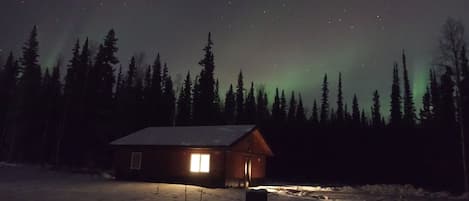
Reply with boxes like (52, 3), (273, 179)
(224, 130), (269, 187)
(224, 151), (266, 187)
(113, 146), (226, 187)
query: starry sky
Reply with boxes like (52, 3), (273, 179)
(1, 0), (469, 115)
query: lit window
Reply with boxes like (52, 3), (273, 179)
(130, 152), (142, 170)
(190, 153), (210, 173)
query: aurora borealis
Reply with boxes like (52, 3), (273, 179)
(1, 0), (469, 115)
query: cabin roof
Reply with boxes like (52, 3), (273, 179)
(110, 125), (256, 147)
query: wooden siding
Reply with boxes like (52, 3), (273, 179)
(113, 146), (226, 186)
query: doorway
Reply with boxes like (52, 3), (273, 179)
(244, 158), (252, 187)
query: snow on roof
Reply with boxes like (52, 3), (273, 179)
(110, 125), (256, 147)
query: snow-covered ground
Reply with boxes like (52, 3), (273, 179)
(0, 162), (467, 201)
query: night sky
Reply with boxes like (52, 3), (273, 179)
(1, 0), (469, 114)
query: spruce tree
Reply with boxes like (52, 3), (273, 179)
(352, 94), (360, 127)
(311, 99), (319, 126)
(271, 88), (281, 123)
(256, 87), (269, 123)
(344, 103), (352, 126)
(280, 90), (287, 123)
(176, 72), (192, 126)
(320, 74), (329, 125)
(430, 69), (441, 124)
(16, 25), (42, 161)
(235, 70), (245, 124)
(244, 82), (257, 124)
(125, 57), (137, 88)
(295, 94), (306, 124)
(361, 109), (368, 128)
(372, 90), (382, 128)
(336, 73), (344, 124)
(0, 52), (19, 159)
(197, 32), (216, 124)
(420, 86), (432, 127)
(150, 53), (163, 125)
(141, 65), (152, 127)
(162, 63), (176, 126)
(115, 66), (123, 100)
(40, 62), (62, 164)
(214, 79), (222, 124)
(287, 91), (297, 123)
(402, 51), (416, 127)
(390, 63), (402, 127)
(439, 67), (456, 128)
(192, 75), (201, 124)
(224, 84), (236, 124)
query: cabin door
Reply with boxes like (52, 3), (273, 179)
(244, 158), (252, 187)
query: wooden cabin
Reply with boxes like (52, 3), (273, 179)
(110, 125), (273, 187)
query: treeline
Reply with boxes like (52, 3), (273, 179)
(0, 18), (468, 191)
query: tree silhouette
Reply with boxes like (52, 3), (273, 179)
(40, 62), (62, 164)
(361, 109), (368, 128)
(437, 18), (469, 191)
(245, 82), (256, 124)
(176, 72), (192, 126)
(295, 94), (307, 124)
(320, 74), (329, 125)
(402, 51), (416, 127)
(336, 73), (344, 124)
(390, 63), (402, 127)
(352, 94), (360, 127)
(224, 84), (236, 124)
(271, 88), (281, 124)
(197, 32), (217, 125)
(256, 87), (269, 123)
(311, 99), (319, 126)
(439, 67), (456, 129)
(0, 52), (19, 159)
(235, 70), (245, 124)
(372, 90), (382, 128)
(214, 79), (222, 124)
(16, 25), (42, 161)
(420, 86), (432, 127)
(280, 90), (287, 123)
(149, 53), (163, 126)
(161, 63), (176, 126)
(430, 69), (441, 126)
(287, 91), (297, 123)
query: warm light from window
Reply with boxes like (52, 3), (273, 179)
(190, 153), (210, 173)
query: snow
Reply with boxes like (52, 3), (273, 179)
(0, 164), (467, 201)
(110, 125), (255, 146)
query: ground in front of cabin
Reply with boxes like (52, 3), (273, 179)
(0, 163), (467, 201)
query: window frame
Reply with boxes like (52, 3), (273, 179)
(130, 152), (142, 170)
(190, 153), (210, 173)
